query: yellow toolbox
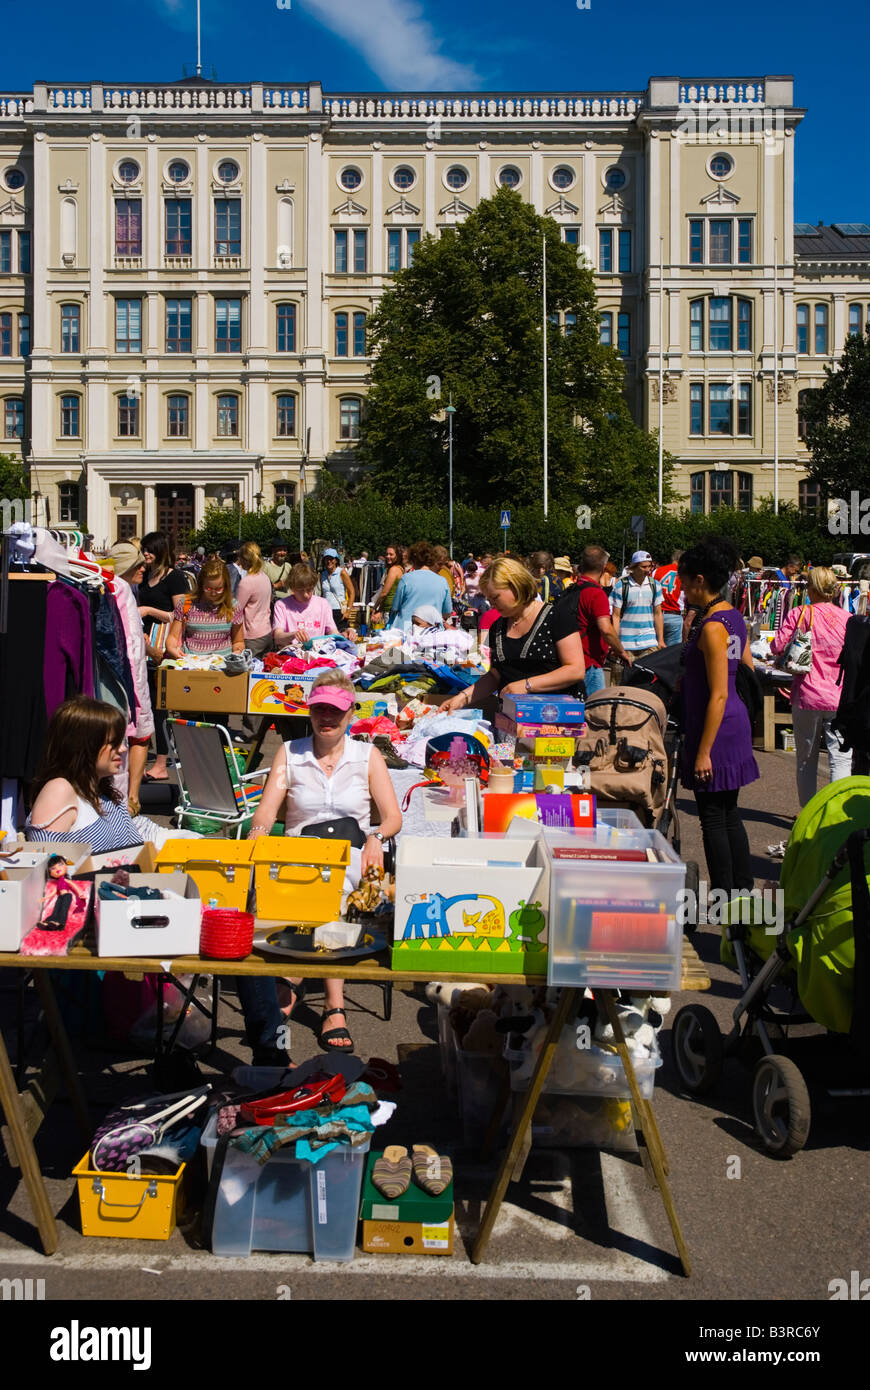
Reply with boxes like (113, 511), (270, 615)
(251, 836), (350, 923)
(73, 1155), (187, 1240)
(154, 839), (255, 910)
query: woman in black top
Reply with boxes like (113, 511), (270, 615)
(441, 557), (585, 714)
(138, 531), (188, 781)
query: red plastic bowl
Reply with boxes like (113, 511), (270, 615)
(200, 908), (255, 960)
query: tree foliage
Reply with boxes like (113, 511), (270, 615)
(0, 452), (28, 502)
(358, 188), (671, 510)
(803, 327), (870, 502)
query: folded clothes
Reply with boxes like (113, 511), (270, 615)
(229, 1080), (380, 1164)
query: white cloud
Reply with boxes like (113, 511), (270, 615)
(299, 0), (481, 89)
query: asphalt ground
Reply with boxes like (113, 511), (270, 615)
(1, 728), (868, 1328)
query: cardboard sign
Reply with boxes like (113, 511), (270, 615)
(247, 672), (319, 716)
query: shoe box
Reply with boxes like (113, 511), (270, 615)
(359, 1151), (454, 1256)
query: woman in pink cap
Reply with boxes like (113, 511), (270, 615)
(244, 670), (402, 1058)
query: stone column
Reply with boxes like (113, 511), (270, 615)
(143, 483), (157, 534)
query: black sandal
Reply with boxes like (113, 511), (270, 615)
(318, 1008), (355, 1054)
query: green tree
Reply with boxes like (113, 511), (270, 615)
(0, 452), (28, 503)
(358, 188), (670, 509)
(802, 326), (870, 509)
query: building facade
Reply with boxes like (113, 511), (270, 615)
(0, 75), (867, 544)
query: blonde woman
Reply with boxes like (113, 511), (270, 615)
(243, 670), (402, 1059)
(441, 556), (585, 714)
(769, 566), (851, 806)
(236, 541), (274, 660)
(165, 559), (244, 659)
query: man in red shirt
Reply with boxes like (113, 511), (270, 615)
(568, 545), (634, 694)
(654, 549), (684, 646)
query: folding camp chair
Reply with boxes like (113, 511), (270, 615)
(165, 718), (267, 837)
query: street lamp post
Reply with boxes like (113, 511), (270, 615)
(445, 393), (456, 560)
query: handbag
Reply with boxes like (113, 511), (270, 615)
(782, 606), (814, 674)
(300, 817), (367, 849)
(91, 1086), (211, 1172)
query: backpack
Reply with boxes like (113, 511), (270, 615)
(578, 686), (669, 816)
(834, 615), (870, 753)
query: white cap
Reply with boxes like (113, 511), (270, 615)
(631, 550), (653, 565)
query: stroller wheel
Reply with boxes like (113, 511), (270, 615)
(751, 1055), (811, 1158)
(671, 1005), (723, 1094)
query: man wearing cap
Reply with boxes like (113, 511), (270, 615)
(611, 551), (665, 660)
(263, 539), (293, 593)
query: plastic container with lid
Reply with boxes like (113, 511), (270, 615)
(155, 838), (255, 912)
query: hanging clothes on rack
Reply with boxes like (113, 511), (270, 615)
(0, 576), (49, 782)
(44, 580), (95, 717)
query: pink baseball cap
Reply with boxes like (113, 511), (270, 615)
(307, 684), (356, 712)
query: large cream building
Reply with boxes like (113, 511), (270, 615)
(0, 74), (868, 544)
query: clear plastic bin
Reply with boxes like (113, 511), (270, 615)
(516, 1092), (638, 1151)
(455, 1046), (510, 1148)
(437, 1004), (458, 1103)
(596, 808), (645, 834)
(544, 827), (684, 991)
(201, 1114), (369, 1261)
(504, 1023), (660, 1098)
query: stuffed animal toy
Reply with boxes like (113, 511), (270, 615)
(461, 1008), (503, 1055)
(424, 980), (492, 1011)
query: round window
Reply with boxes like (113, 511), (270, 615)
(498, 166), (521, 189)
(117, 159), (140, 184)
(4, 168), (26, 191)
(710, 153), (734, 179)
(446, 165), (468, 191)
(340, 166), (362, 191)
(167, 160), (190, 183)
(217, 160), (239, 184)
(393, 165), (416, 191)
(551, 165), (575, 190)
(604, 166), (627, 192)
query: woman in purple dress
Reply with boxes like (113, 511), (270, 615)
(679, 538), (759, 893)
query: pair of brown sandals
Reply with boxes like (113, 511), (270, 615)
(372, 1144), (453, 1199)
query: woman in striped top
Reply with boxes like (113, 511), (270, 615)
(166, 559), (244, 659)
(27, 697), (167, 852)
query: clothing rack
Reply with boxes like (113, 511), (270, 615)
(744, 577), (864, 625)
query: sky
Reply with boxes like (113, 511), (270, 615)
(1, 0), (868, 224)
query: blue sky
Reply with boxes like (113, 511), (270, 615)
(1, 0), (867, 223)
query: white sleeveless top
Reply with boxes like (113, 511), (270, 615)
(282, 736), (372, 836)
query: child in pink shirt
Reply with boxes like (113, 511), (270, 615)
(273, 562), (338, 647)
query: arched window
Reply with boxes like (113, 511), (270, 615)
(3, 397), (24, 439)
(339, 396), (361, 441)
(276, 303), (296, 352)
(61, 303), (80, 353)
(60, 393), (81, 437)
(167, 394), (190, 437)
(217, 393), (239, 437)
(599, 312), (612, 347)
(276, 393), (296, 437)
(118, 394), (140, 437)
(814, 304), (828, 355)
(796, 304), (809, 354)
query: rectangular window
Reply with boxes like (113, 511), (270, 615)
(849, 303), (863, 336)
(215, 199), (241, 256)
(709, 383), (732, 434)
(709, 220), (732, 264)
(737, 299), (752, 352)
(353, 311), (367, 357)
(564, 312), (576, 335)
(599, 312), (612, 347)
(276, 303), (296, 352)
(690, 383), (704, 435)
(217, 395), (239, 437)
(61, 304), (80, 353)
(0, 313), (11, 356)
(387, 229), (402, 273)
(115, 298), (142, 353)
(799, 479), (822, 515)
(618, 230), (632, 273)
(617, 312), (630, 357)
(690, 300), (703, 352)
(737, 383), (752, 436)
(796, 304), (808, 355)
(58, 482), (80, 523)
(166, 298), (192, 353)
(564, 227), (580, 245)
(737, 220), (752, 264)
(691, 472), (705, 514)
(689, 220), (703, 264)
(334, 229), (348, 273)
(276, 394), (296, 437)
(335, 312), (348, 357)
(215, 298), (241, 353)
(710, 470), (733, 509)
(167, 394), (189, 437)
(274, 481), (296, 508)
(0, 231), (11, 273)
(709, 297), (732, 351)
(18, 230), (31, 274)
(165, 198), (192, 256)
(599, 229), (612, 273)
(815, 303), (828, 355)
(18, 313), (30, 358)
(406, 228), (420, 264)
(4, 398), (24, 438)
(737, 471), (753, 512)
(118, 395), (139, 437)
(353, 229), (367, 273)
(115, 199), (142, 256)
(61, 394), (80, 437)
(340, 397), (360, 441)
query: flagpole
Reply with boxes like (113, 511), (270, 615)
(542, 235), (549, 519)
(196, 0), (202, 77)
(773, 237), (779, 515)
(658, 236), (664, 514)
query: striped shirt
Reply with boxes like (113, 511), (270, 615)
(28, 794), (144, 853)
(173, 599), (244, 656)
(611, 576), (663, 650)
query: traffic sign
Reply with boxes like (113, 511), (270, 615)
(631, 515), (645, 538)
(500, 509), (511, 529)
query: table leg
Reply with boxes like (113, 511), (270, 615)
(33, 973), (91, 1149)
(764, 690), (774, 753)
(598, 991), (691, 1277)
(471, 987), (579, 1265)
(0, 1024), (58, 1256)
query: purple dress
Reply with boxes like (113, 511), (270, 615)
(680, 608), (759, 792)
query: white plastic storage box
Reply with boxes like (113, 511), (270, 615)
(504, 1024), (661, 1099)
(544, 826), (685, 991)
(93, 873), (202, 957)
(0, 849), (50, 951)
(201, 1114), (369, 1261)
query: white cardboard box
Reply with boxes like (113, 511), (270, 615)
(0, 850), (50, 951)
(94, 872), (202, 957)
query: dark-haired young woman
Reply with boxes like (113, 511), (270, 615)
(678, 538), (759, 894)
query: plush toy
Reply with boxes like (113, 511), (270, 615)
(461, 1008), (502, 1055)
(424, 980), (492, 1011)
